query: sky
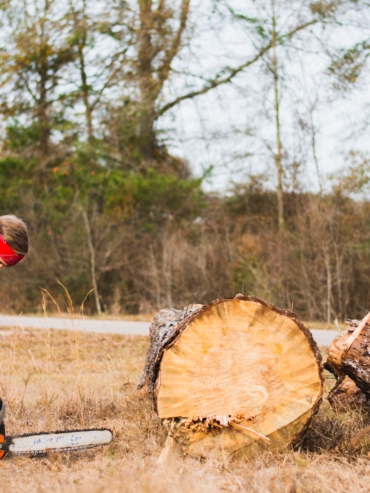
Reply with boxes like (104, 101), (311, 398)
(2, 0), (369, 196)
(157, 0), (370, 193)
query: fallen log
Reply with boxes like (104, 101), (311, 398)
(138, 295), (323, 460)
(327, 375), (370, 412)
(348, 423), (370, 454)
(325, 313), (370, 410)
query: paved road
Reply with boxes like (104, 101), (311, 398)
(310, 329), (337, 346)
(0, 315), (150, 336)
(0, 314), (337, 346)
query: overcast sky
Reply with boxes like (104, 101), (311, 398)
(157, 0), (370, 193)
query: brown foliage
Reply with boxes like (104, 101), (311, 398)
(2, 188), (370, 322)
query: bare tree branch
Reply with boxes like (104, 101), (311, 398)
(157, 19), (317, 117)
(156, 0), (191, 89)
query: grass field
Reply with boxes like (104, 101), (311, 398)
(0, 326), (369, 492)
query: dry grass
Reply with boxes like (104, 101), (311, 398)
(303, 320), (347, 332)
(0, 327), (369, 492)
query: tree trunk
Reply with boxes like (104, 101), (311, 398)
(80, 207), (102, 315)
(78, 41), (94, 142)
(37, 1), (51, 158)
(323, 245), (332, 324)
(138, 295), (323, 460)
(37, 62), (50, 157)
(271, 0), (284, 231)
(327, 375), (370, 412)
(325, 314), (370, 409)
(137, 0), (157, 162)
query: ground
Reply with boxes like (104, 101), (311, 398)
(0, 326), (368, 492)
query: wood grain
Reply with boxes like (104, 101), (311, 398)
(141, 296), (323, 459)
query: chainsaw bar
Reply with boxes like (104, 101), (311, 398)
(0, 428), (113, 457)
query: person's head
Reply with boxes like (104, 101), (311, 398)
(0, 215), (29, 268)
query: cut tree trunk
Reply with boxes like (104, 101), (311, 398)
(327, 376), (370, 412)
(138, 295), (323, 460)
(325, 315), (370, 410)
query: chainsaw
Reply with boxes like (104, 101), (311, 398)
(0, 399), (113, 459)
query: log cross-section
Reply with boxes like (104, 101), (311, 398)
(139, 295), (323, 459)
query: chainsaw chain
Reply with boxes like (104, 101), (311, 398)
(9, 427), (111, 439)
(7, 428), (112, 456)
(14, 442), (109, 456)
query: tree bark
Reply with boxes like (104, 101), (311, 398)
(325, 314), (370, 409)
(80, 207), (102, 315)
(36, 0), (52, 158)
(37, 51), (51, 157)
(327, 375), (370, 412)
(271, 0), (284, 231)
(137, 0), (157, 161)
(138, 295), (323, 459)
(138, 303), (203, 394)
(78, 39), (94, 142)
(323, 245), (332, 324)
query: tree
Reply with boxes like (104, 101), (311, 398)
(0, 0), (76, 163)
(67, 0), (130, 144)
(270, 0), (284, 229)
(104, 0), (331, 172)
(213, 0), (340, 229)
